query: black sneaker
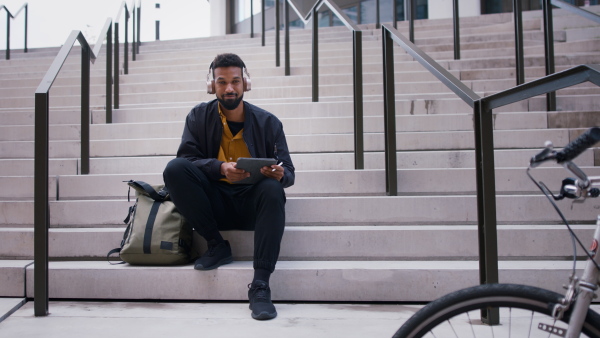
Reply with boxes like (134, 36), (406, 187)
(248, 280), (277, 320)
(194, 240), (233, 270)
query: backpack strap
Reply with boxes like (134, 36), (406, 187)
(126, 180), (167, 202)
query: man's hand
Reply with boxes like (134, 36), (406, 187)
(260, 163), (284, 182)
(221, 162), (250, 182)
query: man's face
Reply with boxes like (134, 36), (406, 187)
(214, 66), (244, 111)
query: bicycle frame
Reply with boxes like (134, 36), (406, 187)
(555, 172), (600, 338)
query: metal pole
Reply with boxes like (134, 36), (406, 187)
(453, 0), (460, 60)
(81, 43), (90, 175)
(408, 0), (414, 43)
(251, 0), (254, 38)
(513, 0), (524, 85)
(276, 0), (280, 67)
(376, 0), (380, 29)
(24, 4), (28, 53)
(106, 24), (113, 124)
(135, 2), (142, 54)
(34, 92), (50, 316)
(382, 28), (398, 196)
(133, 5), (136, 61)
(473, 99), (500, 324)
(353, 30), (364, 170)
(312, 6), (319, 102)
(393, 0), (397, 29)
(114, 22), (120, 109)
(262, 0), (265, 46)
(542, 0), (556, 111)
(125, 11), (129, 75)
(6, 11), (10, 60)
(285, 0), (290, 76)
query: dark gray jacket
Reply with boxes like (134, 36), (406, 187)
(176, 99), (295, 188)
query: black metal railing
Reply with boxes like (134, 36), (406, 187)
(114, 1), (134, 110)
(383, 21), (600, 324)
(512, 0), (600, 107)
(34, 17), (113, 316)
(280, 0), (364, 169)
(34, 0), (142, 316)
(0, 2), (28, 60)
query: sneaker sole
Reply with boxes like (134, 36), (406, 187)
(250, 310), (277, 320)
(193, 256), (233, 270)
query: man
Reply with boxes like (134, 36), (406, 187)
(163, 53), (295, 320)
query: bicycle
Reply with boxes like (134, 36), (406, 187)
(394, 126), (600, 338)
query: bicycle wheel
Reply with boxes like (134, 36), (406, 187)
(394, 283), (600, 338)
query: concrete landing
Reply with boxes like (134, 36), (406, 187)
(0, 300), (416, 338)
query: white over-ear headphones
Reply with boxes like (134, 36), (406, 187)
(206, 61), (252, 94)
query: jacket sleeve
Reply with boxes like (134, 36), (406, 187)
(176, 107), (224, 181)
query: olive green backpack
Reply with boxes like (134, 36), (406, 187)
(108, 180), (198, 265)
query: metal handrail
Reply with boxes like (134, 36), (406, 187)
(544, 0), (600, 111)
(34, 16), (114, 315)
(0, 2), (28, 60)
(281, 0), (364, 169)
(114, 1), (134, 109)
(551, 0), (600, 23)
(382, 21), (600, 324)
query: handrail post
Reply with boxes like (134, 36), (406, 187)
(453, 0), (460, 60)
(251, 0), (254, 38)
(114, 21), (120, 109)
(408, 0), (415, 43)
(353, 30), (364, 170)
(81, 41), (90, 175)
(276, 0), (280, 67)
(6, 10), (10, 60)
(106, 23), (113, 124)
(24, 4), (28, 53)
(132, 3), (136, 61)
(262, 0), (265, 46)
(382, 27), (398, 196)
(285, 0), (290, 76)
(34, 91), (49, 317)
(473, 99), (499, 324)
(312, 6), (318, 102)
(513, 0), (524, 85)
(542, 0), (556, 111)
(393, 0), (397, 29)
(124, 8), (129, 75)
(376, 0), (380, 29)
(135, 1), (142, 54)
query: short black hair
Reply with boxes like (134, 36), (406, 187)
(211, 53), (245, 77)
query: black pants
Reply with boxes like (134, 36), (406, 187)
(163, 158), (286, 272)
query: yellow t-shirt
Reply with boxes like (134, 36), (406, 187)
(217, 105), (251, 183)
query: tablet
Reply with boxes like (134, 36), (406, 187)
(234, 157), (277, 184)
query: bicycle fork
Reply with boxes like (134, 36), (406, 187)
(564, 215), (600, 338)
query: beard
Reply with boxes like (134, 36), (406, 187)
(217, 93), (244, 110)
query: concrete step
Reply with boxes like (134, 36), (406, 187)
(1, 225), (594, 261)
(4, 165), (599, 199)
(2, 110), (562, 142)
(8, 260), (588, 301)
(1, 194), (598, 227)
(0, 128), (586, 158)
(0, 146), (596, 176)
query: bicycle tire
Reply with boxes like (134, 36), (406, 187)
(394, 283), (600, 338)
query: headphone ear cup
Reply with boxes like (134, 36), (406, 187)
(244, 77), (251, 92)
(206, 78), (215, 94)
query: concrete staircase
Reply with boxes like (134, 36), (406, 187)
(1, 8), (600, 303)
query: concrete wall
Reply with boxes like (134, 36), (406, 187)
(210, 0), (232, 36)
